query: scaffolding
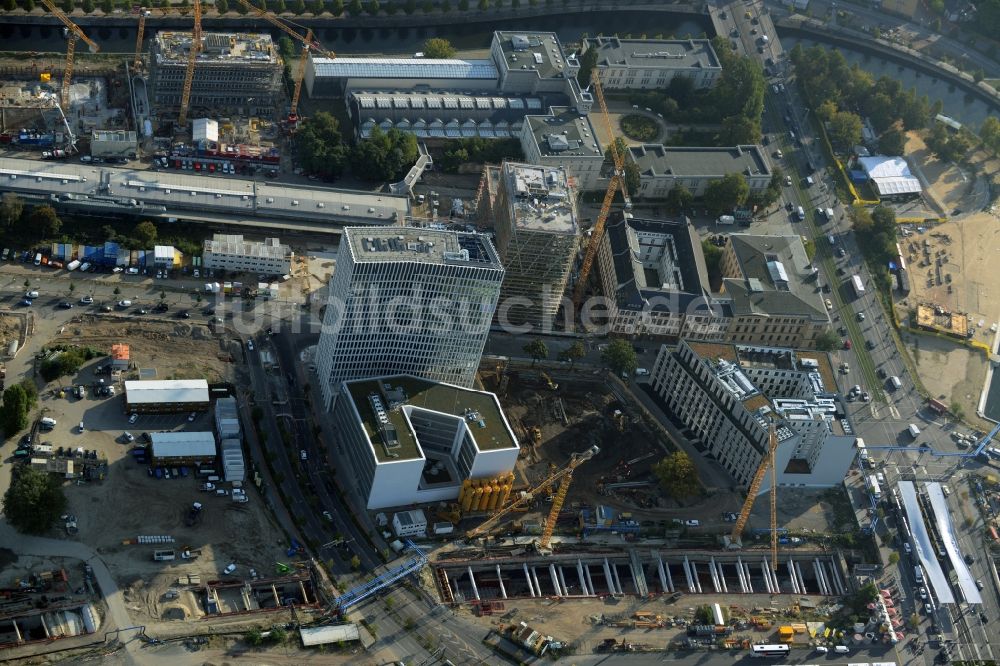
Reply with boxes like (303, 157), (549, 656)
(331, 540), (427, 612)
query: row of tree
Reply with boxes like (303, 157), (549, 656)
(0, 380), (38, 439)
(295, 113), (418, 182)
(789, 43), (937, 146)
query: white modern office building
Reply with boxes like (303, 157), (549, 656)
(520, 106), (604, 191)
(315, 228), (504, 411)
(331, 375), (520, 510)
(202, 234), (293, 275)
(649, 341), (854, 491)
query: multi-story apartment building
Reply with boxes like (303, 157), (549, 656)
(315, 228), (504, 411)
(649, 341), (854, 492)
(478, 162), (579, 330)
(719, 234), (830, 348)
(149, 32), (283, 116)
(582, 36), (723, 90)
(331, 374), (519, 510)
(202, 234), (292, 275)
(596, 213), (730, 339)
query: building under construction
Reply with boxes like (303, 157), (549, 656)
(478, 162), (579, 329)
(149, 32), (283, 118)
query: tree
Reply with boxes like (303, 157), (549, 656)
(523, 339), (548, 366)
(348, 0), (361, 13)
(980, 116), (1000, 155)
(236, 0), (249, 12)
(26, 205), (61, 239)
(888, 551), (900, 565)
(350, 127), (418, 182)
(909, 612), (920, 630)
(293, 0), (306, 11)
(0, 192), (23, 229)
(328, 0), (343, 13)
(476, 0), (487, 10)
(815, 328), (840, 351)
(215, 0), (228, 11)
(295, 111), (349, 180)
(3, 467), (67, 535)
(652, 452), (701, 500)
(720, 115), (759, 145)
(350, 555), (361, 570)
(440, 0), (449, 11)
(702, 173), (749, 214)
(40, 348), (88, 382)
(701, 239), (723, 283)
(950, 401), (965, 420)
(59, 0), (72, 12)
(665, 184), (694, 214)
(421, 0), (432, 11)
(25, 0), (35, 10)
(422, 38), (455, 59)
(81, 0), (94, 12)
(274, 0), (286, 11)
(244, 627), (264, 646)
(878, 128), (907, 156)
(133, 221), (158, 247)
(68, 282), (76, 294)
(160, 289), (167, 301)
(365, 0), (378, 12)
(828, 111), (863, 147)
(816, 100), (838, 123)
(601, 339), (637, 376)
(558, 341), (586, 367)
(100, 0), (112, 12)
(0, 384), (30, 436)
(113, 286), (121, 295)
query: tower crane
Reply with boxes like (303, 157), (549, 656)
(727, 422), (779, 571)
(233, 0), (336, 123)
(466, 446), (599, 552)
(572, 68), (631, 310)
(40, 0), (100, 111)
(177, 0), (201, 128)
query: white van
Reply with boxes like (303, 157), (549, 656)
(908, 423), (921, 438)
(34, 253), (42, 265)
(796, 206), (805, 221)
(40, 416), (57, 428)
(635, 368), (650, 376)
(890, 376), (902, 390)
(834, 645), (850, 654)
(806, 176), (815, 186)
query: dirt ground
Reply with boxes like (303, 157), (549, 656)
(893, 134), (1000, 424)
(51, 316), (233, 382)
(482, 368), (790, 532)
(0, 312), (22, 352)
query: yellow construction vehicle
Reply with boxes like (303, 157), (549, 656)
(727, 423), (779, 570)
(572, 68), (631, 309)
(465, 446), (599, 551)
(540, 372), (559, 390)
(233, 0), (336, 124)
(40, 0), (99, 111)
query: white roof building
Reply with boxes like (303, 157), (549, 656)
(124, 379), (210, 410)
(192, 118), (219, 144)
(150, 431), (216, 459)
(857, 156), (922, 197)
(299, 624), (361, 646)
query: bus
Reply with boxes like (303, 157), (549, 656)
(751, 644), (791, 658)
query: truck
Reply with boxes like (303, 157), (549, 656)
(67, 260), (80, 271)
(850, 275), (865, 297)
(153, 549), (176, 561)
(180, 548), (202, 560)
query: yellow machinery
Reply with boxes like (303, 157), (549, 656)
(233, 0), (336, 123)
(40, 0), (99, 111)
(540, 372), (558, 391)
(572, 68), (631, 309)
(728, 423), (779, 570)
(177, 0), (201, 128)
(466, 446), (599, 551)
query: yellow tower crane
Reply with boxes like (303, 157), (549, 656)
(233, 0), (336, 123)
(727, 423), (779, 571)
(177, 0), (202, 128)
(572, 68), (631, 310)
(466, 446), (599, 552)
(40, 0), (100, 111)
